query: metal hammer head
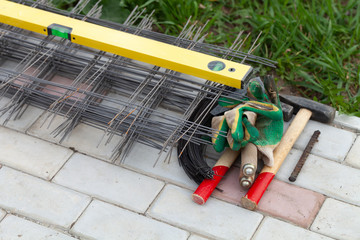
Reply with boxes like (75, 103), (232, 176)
(279, 95), (336, 123)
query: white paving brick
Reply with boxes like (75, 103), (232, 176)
(277, 149), (360, 206)
(0, 209), (5, 221)
(27, 114), (70, 143)
(149, 106), (184, 123)
(0, 97), (44, 132)
(148, 185), (263, 240)
(188, 234), (211, 240)
(0, 167), (91, 229)
(334, 111), (360, 132)
(124, 143), (198, 189)
(53, 153), (164, 213)
(28, 114), (121, 160)
(131, 60), (169, 73)
(276, 148), (308, 181)
(345, 136), (360, 169)
(311, 198), (360, 240)
(292, 120), (356, 162)
(0, 215), (76, 240)
(100, 92), (133, 109)
(253, 217), (333, 240)
(0, 127), (72, 180)
(72, 200), (189, 240)
(179, 72), (207, 85)
(0, 59), (18, 69)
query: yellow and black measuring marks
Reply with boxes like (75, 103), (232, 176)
(0, 0), (251, 88)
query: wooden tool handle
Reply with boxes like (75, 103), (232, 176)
(193, 112), (257, 205)
(192, 148), (240, 205)
(239, 143), (257, 188)
(241, 108), (312, 210)
(240, 143), (258, 167)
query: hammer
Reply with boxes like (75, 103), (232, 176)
(241, 95), (335, 210)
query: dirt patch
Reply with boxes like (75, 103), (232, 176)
(277, 78), (302, 96)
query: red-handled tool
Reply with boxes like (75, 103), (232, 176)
(192, 148), (240, 205)
(241, 108), (312, 210)
(192, 112), (257, 205)
(240, 94), (337, 210)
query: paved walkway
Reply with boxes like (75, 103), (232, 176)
(0, 98), (359, 239)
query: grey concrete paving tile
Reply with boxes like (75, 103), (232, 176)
(0, 97), (44, 132)
(345, 136), (360, 169)
(0, 126), (73, 180)
(292, 120), (356, 162)
(53, 153), (164, 213)
(253, 217), (333, 240)
(275, 149), (303, 181)
(26, 113), (64, 144)
(333, 112), (360, 133)
(277, 149), (360, 207)
(188, 234), (211, 240)
(0, 209), (5, 221)
(0, 215), (76, 240)
(179, 72), (207, 85)
(99, 92), (132, 109)
(0, 59), (18, 69)
(123, 142), (198, 189)
(311, 198), (360, 240)
(148, 106), (184, 123)
(148, 184), (263, 240)
(0, 167), (91, 229)
(28, 114), (121, 161)
(71, 200), (189, 240)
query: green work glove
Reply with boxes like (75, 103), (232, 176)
(211, 78), (284, 166)
(225, 100), (283, 143)
(211, 112), (259, 152)
(212, 78), (267, 152)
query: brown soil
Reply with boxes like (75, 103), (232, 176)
(277, 78), (302, 96)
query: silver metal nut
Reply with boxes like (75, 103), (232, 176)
(243, 164), (255, 176)
(240, 176), (253, 188)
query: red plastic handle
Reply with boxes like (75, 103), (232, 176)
(241, 172), (275, 210)
(192, 165), (229, 205)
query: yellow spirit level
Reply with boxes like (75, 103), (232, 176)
(0, 0), (251, 88)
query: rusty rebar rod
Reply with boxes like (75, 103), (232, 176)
(289, 130), (321, 182)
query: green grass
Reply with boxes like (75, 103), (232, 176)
(53, 0), (360, 116)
